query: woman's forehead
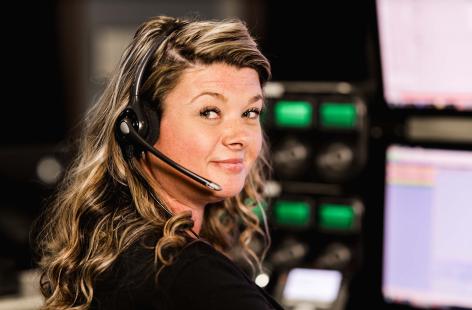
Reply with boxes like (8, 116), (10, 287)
(174, 64), (262, 95)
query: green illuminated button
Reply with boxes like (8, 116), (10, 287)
(274, 200), (311, 227)
(319, 203), (354, 230)
(274, 100), (313, 128)
(320, 102), (357, 128)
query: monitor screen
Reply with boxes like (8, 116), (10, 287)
(383, 145), (472, 309)
(376, 0), (472, 110)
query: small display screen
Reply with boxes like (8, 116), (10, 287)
(282, 268), (342, 306)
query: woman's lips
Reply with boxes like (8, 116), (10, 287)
(212, 158), (244, 173)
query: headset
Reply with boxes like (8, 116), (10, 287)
(115, 22), (221, 193)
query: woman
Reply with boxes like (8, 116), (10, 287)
(36, 15), (283, 309)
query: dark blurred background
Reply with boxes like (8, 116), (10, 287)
(1, 0), (471, 309)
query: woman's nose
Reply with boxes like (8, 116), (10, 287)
(221, 120), (249, 150)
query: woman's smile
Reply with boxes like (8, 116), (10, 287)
(211, 158), (245, 174)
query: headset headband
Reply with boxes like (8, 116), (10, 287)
(131, 22), (182, 105)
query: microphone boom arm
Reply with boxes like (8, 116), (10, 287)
(119, 119), (222, 191)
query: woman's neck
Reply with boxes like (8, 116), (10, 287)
(139, 157), (208, 235)
(157, 189), (205, 235)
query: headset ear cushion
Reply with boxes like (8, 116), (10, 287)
(141, 99), (161, 145)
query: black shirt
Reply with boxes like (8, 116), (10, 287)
(91, 239), (284, 309)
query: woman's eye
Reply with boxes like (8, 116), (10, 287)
(200, 107), (220, 119)
(243, 108), (262, 119)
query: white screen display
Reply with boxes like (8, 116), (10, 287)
(376, 0), (472, 110)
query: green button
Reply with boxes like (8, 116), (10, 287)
(320, 102), (357, 128)
(274, 200), (311, 227)
(274, 100), (313, 128)
(319, 203), (354, 230)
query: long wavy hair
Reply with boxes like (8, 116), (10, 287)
(36, 15), (271, 310)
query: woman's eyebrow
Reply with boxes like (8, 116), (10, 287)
(188, 92), (264, 105)
(250, 94), (264, 104)
(246, 94), (266, 110)
(188, 91), (226, 104)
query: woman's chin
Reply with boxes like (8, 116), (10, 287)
(210, 181), (245, 200)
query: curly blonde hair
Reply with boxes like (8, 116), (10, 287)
(36, 15), (271, 310)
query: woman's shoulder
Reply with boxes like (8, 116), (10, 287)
(163, 240), (284, 309)
(174, 238), (219, 261)
(165, 239), (244, 279)
(159, 239), (228, 278)
(90, 237), (207, 307)
(92, 238), (284, 309)
(94, 238), (217, 287)
(167, 238), (248, 278)
(158, 238), (254, 297)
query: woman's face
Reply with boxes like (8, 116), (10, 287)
(150, 63), (263, 202)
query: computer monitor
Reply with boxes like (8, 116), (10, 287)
(383, 145), (472, 309)
(376, 0), (472, 110)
